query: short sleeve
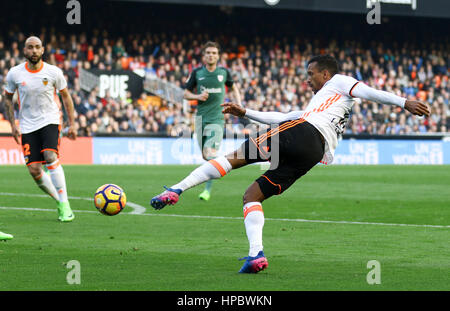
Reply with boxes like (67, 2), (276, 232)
(184, 69), (197, 91)
(225, 68), (234, 88)
(4, 70), (16, 95)
(55, 68), (68, 91)
(332, 74), (359, 97)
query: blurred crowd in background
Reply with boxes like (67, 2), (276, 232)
(0, 5), (448, 137)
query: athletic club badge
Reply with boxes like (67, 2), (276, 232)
(217, 75), (223, 82)
(42, 78), (48, 86)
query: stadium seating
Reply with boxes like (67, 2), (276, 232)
(0, 13), (448, 137)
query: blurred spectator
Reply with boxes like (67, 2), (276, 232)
(0, 20), (448, 137)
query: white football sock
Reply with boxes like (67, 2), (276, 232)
(34, 170), (59, 202)
(46, 160), (69, 203)
(171, 156), (232, 192)
(243, 201), (265, 257)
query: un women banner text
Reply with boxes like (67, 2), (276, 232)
(2, 137), (449, 165)
(92, 137), (243, 165)
(92, 138), (450, 165)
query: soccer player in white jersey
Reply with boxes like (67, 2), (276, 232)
(4, 36), (77, 222)
(151, 54), (430, 273)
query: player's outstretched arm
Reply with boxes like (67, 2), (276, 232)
(351, 82), (430, 116)
(59, 88), (77, 140)
(221, 102), (303, 124)
(4, 93), (20, 144)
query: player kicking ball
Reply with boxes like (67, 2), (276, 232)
(151, 55), (430, 273)
(4, 36), (77, 222)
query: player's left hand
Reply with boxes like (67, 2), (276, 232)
(67, 125), (77, 140)
(404, 100), (430, 117)
(11, 125), (21, 145)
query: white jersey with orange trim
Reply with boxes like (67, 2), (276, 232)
(299, 74), (359, 164)
(4, 62), (67, 134)
(245, 74), (406, 165)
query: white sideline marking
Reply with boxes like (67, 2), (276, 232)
(0, 205), (448, 229)
(0, 192), (146, 215)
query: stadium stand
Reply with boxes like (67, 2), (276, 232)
(0, 1), (448, 137)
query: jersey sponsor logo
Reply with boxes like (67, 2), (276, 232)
(42, 78), (49, 86)
(199, 86), (222, 94)
(217, 75), (223, 82)
(198, 77), (205, 80)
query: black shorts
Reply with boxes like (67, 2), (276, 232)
(242, 120), (325, 199)
(21, 124), (61, 166)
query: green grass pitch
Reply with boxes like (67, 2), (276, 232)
(0, 164), (449, 291)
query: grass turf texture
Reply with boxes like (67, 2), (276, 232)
(0, 164), (449, 291)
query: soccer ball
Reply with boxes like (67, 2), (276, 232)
(94, 184), (127, 216)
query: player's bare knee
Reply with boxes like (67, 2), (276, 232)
(243, 192), (264, 205)
(243, 184), (265, 205)
(242, 192), (250, 205)
(43, 150), (57, 164)
(27, 164), (42, 179)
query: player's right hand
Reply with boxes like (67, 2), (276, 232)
(221, 102), (246, 117)
(197, 91), (209, 101)
(11, 126), (21, 144)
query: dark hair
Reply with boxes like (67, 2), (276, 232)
(202, 41), (221, 55)
(307, 55), (339, 76)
